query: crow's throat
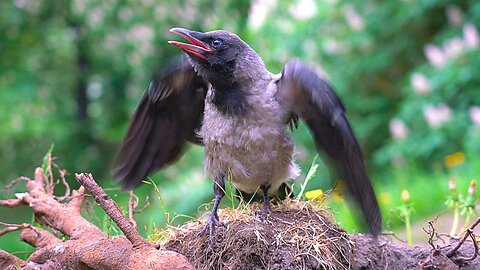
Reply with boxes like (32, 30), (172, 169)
(209, 61), (250, 116)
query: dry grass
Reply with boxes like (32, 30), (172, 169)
(156, 199), (353, 270)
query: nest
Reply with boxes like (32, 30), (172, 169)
(160, 200), (353, 270)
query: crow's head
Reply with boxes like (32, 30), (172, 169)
(169, 28), (266, 87)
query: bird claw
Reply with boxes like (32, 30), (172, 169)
(197, 213), (226, 242)
(255, 211), (268, 221)
(255, 204), (271, 222)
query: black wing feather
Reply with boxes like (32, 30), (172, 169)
(277, 59), (382, 236)
(114, 56), (208, 189)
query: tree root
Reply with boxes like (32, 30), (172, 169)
(0, 168), (194, 270)
(351, 216), (480, 270)
(2, 165), (479, 270)
(418, 216), (480, 269)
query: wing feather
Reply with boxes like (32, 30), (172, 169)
(114, 56), (208, 189)
(276, 59), (382, 235)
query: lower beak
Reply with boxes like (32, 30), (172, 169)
(168, 28), (211, 59)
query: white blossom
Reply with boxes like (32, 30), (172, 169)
(424, 44), (446, 68)
(248, 0), (277, 29)
(469, 106), (480, 125)
(463, 23), (479, 49)
(290, 0), (317, 20)
(88, 8), (103, 27)
(14, 0), (28, 8)
(126, 24), (154, 56)
(129, 24), (154, 42)
(389, 118), (409, 140)
(343, 5), (364, 31)
(410, 72), (430, 95)
(87, 79), (103, 99)
(423, 104), (452, 128)
(443, 37), (464, 59)
(73, 0), (86, 14)
(14, 0), (39, 13)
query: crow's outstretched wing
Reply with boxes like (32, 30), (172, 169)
(276, 59), (382, 235)
(114, 56), (208, 189)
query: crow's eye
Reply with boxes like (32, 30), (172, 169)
(212, 39), (222, 48)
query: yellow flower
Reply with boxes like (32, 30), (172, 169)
(305, 189), (323, 202)
(444, 152), (465, 168)
(401, 189), (410, 204)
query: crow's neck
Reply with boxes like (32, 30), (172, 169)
(210, 80), (250, 117)
(208, 61), (251, 116)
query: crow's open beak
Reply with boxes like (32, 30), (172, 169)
(168, 28), (211, 60)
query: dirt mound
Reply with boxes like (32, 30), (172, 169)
(155, 199), (480, 270)
(161, 200), (353, 270)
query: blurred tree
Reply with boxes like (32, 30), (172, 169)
(1, 0), (478, 202)
(248, 0), (479, 174)
(0, 0), (253, 184)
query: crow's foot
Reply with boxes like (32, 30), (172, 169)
(197, 213), (226, 242)
(256, 200), (271, 221)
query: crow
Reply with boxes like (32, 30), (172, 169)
(114, 28), (382, 240)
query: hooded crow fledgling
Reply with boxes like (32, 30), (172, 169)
(114, 28), (382, 240)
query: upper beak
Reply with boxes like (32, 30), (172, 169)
(168, 28), (211, 59)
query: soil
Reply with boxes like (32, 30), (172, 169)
(164, 201), (352, 269)
(161, 200), (480, 270)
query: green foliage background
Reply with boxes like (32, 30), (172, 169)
(1, 0), (479, 255)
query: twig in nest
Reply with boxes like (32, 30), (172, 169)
(75, 173), (149, 247)
(0, 222), (36, 237)
(418, 217), (452, 269)
(446, 216), (480, 261)
(45, 151), (55, 194)
(135, 196), (150, 214)
(53, 162), (70, 197)
(129, 190), (138, 229)
(450, 230), (479, 262)
(0, 198), (26, 207)
(423, 217), (441, 252)
(4, 176), (30, 191)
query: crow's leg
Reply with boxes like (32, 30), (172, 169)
(258, 183), (271, 221)
(198, 177), (226, 242)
